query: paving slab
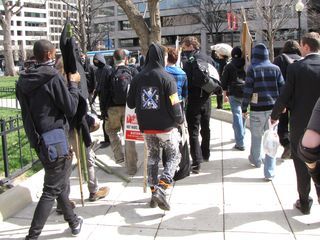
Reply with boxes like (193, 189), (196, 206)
(2, 116), (320, 239)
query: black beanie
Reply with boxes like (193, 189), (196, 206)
(231, 47), (242, 59)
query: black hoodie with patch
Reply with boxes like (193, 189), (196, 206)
(16, 64), (80, 148)
(127, 43), (184, 132)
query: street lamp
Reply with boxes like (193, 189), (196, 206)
(295, 0), (305, 43)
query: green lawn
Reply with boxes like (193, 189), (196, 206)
(211, 95), (231, 111)
(0, 76), (18, 88)
(0, 107), (40, 181)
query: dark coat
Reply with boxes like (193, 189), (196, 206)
(271, 54), (320, 146)
(16, 64), (80, 148)
(127, 43), (184, 131)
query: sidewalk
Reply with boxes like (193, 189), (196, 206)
(1, 117), (320, 240)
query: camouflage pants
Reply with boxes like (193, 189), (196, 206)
(144, 128), (181, 187)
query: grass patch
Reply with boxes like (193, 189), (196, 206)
(0, 108), (20, 119)
(0, 111), (40, 180)
(211, 95), (231, 111)
(0, 76), (18, 88)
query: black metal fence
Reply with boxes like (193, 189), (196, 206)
(0, 115), (39, 185)
(0, 87), (19, 109)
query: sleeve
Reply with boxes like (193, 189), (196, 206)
(127, 77), (137, 109)
(307, 97), (320, 133)
(271, 64), (295, 120)
(181, 74), (188, 99)
(166, 78), (184, 124)
(221, 64), (230, 91)
(241, 68), (254, 113)
(51, 75), (80, 118)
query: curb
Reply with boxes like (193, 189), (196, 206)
(0, 109), (238, 222)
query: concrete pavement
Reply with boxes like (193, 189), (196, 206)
(1, 117), (320, 240)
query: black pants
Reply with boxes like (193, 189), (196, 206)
(278, 110), (290, 147)
(26, 153), (78, 239)
(291, 140), (320, 205)
(186, 98), (211, 167)
(216, 94), (223, 109)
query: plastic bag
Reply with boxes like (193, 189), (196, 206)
(263, 121), (280, 158)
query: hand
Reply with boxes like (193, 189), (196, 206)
(68, 72), (81, 83)
(270, 118), (278, 125)
(242, 112), (249, 119)
(282, 108), (287, 114)
(224, 96), (229, 103)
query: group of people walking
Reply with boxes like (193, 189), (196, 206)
(16, 31), (320, 239)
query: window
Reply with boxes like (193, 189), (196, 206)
(17, 21), (22, 26)
(17, 31), (22, 36)
(98, 6), (114, 17)
(119, 20), (132, 31)
(119, 38), (139, 47)
(24, 12), (46, 18)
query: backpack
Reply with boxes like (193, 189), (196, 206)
(189, 55), (221, 94)
(110, 66), (132, 105)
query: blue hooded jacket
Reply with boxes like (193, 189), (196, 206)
(242, 43), (284, 113)
(165, 66), (188, 101)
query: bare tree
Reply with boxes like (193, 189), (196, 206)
(307, 2), (320, 32)
(254, 0), (295, 61)
(0, 0), (23, 76)
(192, 0), (228, 44)
(115, 0), (161, 55)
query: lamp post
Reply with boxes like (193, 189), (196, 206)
(295, 0), (305, 43)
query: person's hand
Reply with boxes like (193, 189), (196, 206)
(68, 72), (80, 83)
(242, 112), (248, 119)
(282, 108), (287, 113)
(270, 118), (278, 125)
(224, 95), (229, 103)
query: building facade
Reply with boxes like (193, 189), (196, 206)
(91, 0), (309, 55)
(0, 0), (77, 62)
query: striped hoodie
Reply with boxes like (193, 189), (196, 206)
(242, 43), (284, 113)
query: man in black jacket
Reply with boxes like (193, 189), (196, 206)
(127, 43), (184, 211)
(273, 40), (302, 159)
(271, 32), (320, 215)
(181, 36), (215, 173)
(16, 39), (83, 239)
(92, 53), (111, 148)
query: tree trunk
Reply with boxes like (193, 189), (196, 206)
(148, 0), (161, 45)
(115, 0), (161, 56)
(78, 0), (87, 52)
(268, 37), (275, 62)
(2, 10), (15, 76)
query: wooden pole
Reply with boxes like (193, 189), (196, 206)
(75, 130), (84, 207)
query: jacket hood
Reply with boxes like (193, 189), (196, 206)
(143, 43), (165, 70)
(93, 53), (106, 65)
(165, 66), (186, 75)
(231, 57), (245, 68)
(17, 65), (57, 95)
(252, 43), (270, 65)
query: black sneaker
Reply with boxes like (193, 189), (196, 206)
(191, 164), (200, 174)
(149, 195), (158, 208)
(152, 188), (170, 211)
(99, 141), (110, 149)
(295, 198), (313, 215)
(71, 216), (83, 237)
(234, 145), (245, 151)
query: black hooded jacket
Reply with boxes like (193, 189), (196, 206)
(127, 43), (184, 132)
(93, 53), (111, 116)
(221, 57), (246, 97)
(16, 64), (80, 148)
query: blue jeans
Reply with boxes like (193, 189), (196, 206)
(249, 110), (276, 178)
(229, 96), (245, 148)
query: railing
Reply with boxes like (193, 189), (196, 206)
(0, 87), (19, 109)
(0, 115), (39, 185)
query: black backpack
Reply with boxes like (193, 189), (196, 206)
(189, 55), (221, 94)
(110, 66), (132, 105)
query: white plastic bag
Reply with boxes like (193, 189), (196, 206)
(263, 121), (280, 158)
